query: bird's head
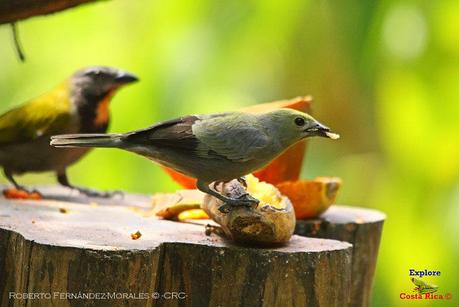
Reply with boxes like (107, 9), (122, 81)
(69, 66), (138, 130)
(261, 109), (339, 146)
(70, 66), (138, 100)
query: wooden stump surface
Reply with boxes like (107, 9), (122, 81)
(0, 186), (353, 307)
(295, 206), (386, 307)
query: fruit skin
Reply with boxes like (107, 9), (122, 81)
(162, 167), (197, 189)
(153, 190), (204, 219)
(202, 176), (295, 245)
(2, 188), (42, 200)
(177, 209), (209, 221)
(130, 231), (142, 240)
(156, 203), (202, 220)
(276, 177), (341, 219)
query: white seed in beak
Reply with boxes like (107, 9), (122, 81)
(325, 132), (340, 140)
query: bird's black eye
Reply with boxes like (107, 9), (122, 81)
(294, 117), (305, 126)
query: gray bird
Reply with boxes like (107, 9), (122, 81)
(51, 109), (339, 208)
(0, 66), (138, 197)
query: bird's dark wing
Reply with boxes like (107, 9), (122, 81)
(122, 113), (270, 162)
(122, 114), (225, 158)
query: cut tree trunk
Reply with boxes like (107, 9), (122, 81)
(0, 186), (353, 307)
(295, 206), (386, 307)
(0, 0), (103, 24)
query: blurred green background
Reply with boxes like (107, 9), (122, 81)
(0, 0), (458, 305)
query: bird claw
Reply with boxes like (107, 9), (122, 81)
(236, 192), (254, 201)
(74, 187), (124, 199)
(218, 193), (259, 213)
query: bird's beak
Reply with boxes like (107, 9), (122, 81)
(114, 72), (139, 84)
(304, 122), (340, 139)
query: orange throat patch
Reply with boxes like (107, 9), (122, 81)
(94, 92), (113, 126)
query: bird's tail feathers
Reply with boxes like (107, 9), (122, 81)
(50, 133), (124, 148)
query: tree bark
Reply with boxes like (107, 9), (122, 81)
(0, 187), (353, 307)
(0, 0), (103, 24)
(295, 206), (385, 307)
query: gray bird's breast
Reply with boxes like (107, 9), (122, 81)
(144, 146), (276, 183)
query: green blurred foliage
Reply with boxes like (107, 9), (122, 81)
(0, 0), (458, 305)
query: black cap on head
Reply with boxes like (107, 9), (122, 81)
(74, 66), (138, 84)
(70, 66), (138, 101)
(72, 65), (136, 91)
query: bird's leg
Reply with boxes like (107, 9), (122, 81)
(3, 169), (41, 195)
(4, 169), (26, 190)
(57, 171), (123, 198)
(196, 180), (259, 213)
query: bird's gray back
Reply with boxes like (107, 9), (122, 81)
(191, 112), (271, 161)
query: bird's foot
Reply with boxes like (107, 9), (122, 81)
(218, 193), (260, 213)
(2, 187), (43, 200)
(70, 187), (124, 199)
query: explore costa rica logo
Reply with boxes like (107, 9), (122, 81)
(399, 269), (452, 300)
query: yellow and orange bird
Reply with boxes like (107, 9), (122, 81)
(0, 66), (138, 197)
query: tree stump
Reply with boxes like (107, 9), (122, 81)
(295, 206), (385, 307)
(0, 186), (353, 307)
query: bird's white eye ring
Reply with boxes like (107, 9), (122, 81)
(294, 117), (305, 126)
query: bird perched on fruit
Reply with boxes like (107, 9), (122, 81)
(51, 109), (339, 209)
(0, 66), (138, 197)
